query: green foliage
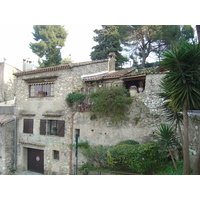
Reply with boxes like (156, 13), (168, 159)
(81, 145), (110, 168)
(30, 25), (67, 67)
(89, 87), (132, 123)
(66, 93), (86, 107)
(116, 140), (139, 146)
(160, 41), (200, 110)
(77, 141), (89, 149)
(118, 25), (194, 67)
(108, 142), (161, 174)
(155, 160), (184, 175)
(155, 124), (179, 152)
(90, 25), (128, 67)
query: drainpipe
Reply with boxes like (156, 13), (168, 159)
(13, 115), (17, 171)
(13, 96), (17, 171)
(69, 111), (75, 175)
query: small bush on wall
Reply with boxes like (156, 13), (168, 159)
(66, 92), (86, 107)
(89, 87), (133, 123)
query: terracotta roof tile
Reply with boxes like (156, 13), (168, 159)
(84, 67), (165, 82)
(84, 68), (135, 81)
(14, 59), (108, 77)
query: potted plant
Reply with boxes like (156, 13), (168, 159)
(92, 82), (98, 87)
(99, 83), (103, 87)
(38, 90), (45, 97)
(130, 85), (137, 97)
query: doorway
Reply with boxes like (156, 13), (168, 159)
(28, 148), (44, 174)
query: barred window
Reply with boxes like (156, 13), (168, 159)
(29, 83), (54, 97)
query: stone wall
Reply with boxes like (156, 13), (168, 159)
(0, 62), (20, 102)
(72, 95), (166, 168)
(137, 74), (165, 115)
(0, 121), (14, 174)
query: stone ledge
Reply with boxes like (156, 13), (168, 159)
(20, 140), (45, 147)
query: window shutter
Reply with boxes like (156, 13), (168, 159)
(23, 119), (28, 133)
(57, 120), (65, 137)
(40, 119), (46, 135)
(23, 119), (33, 134)
(29, 119), (33, 133)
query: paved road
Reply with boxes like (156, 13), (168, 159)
(15, 170), (43, 175)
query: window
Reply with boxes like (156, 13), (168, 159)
(23, 119), (34, 134)
(29, 83), (54, 97)
(53, 150), (59, 160)
(40, 119), (65, 137)
(124, 77), (146, 93)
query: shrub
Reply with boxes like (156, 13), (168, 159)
(81, 145), (110, 169)
(116, 140), (139, 146)
(108, 142), (161, 174)
(89, 87), (132, 123)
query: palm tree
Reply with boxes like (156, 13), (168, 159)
(161, 41), (200, 174)
(155, 124), (179, 170)
(158, 91), (183, 143)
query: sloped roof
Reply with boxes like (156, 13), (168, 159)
(14, 59), (108, 77)
(0, 115), (14, 125)
(84, 68), (135, 81)
(84, 67), (165, 82)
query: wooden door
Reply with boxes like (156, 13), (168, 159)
(28, 148), (44, 174)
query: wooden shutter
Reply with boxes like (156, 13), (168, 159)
(23, 119), (33, 134)
(40, 120), (46, 135)
(57, 120), (65, 137)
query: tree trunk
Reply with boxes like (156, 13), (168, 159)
(177, 120), (183, 143)
(141, 49), (148, 68)
(182, 101), (190, 175)
(168, 147), (178, 170)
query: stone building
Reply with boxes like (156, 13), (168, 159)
(14, 59), (109, 175)
(0, 107), (15, 175)
(13, 55), (200, 174)
(0, 61), (21, 103)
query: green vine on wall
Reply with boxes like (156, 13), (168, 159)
(89, 87), (133, 123)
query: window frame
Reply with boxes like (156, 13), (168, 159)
(40, 119), (65, 137)
(29, 82), (54, 98)
(53, 150), (60, 160)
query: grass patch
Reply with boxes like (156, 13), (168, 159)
(155, 160), (183, 175)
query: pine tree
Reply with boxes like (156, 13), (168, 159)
(30, 25), (67, 68)
(90, 25), (128, 68)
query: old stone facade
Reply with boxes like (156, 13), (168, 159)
(0, 61), (20, 103)
(14, 60), (108, 175)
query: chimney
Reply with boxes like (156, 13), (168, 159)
(108, 52), (116, 72)
(23, 58), (36, 71)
